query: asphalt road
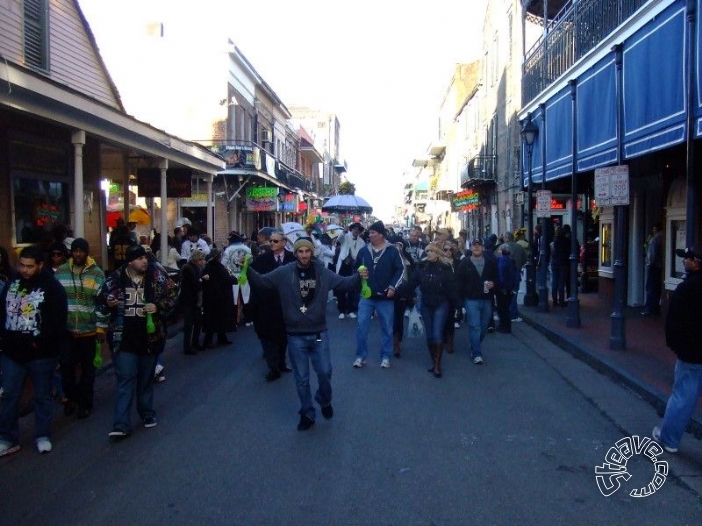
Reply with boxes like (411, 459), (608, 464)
(1, 303), (700, 525)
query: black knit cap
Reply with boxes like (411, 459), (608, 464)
(368, 220), (386, 237)
(70, 238), (89, 252)
(126, 245), (147, 263)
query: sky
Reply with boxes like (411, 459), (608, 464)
(79, 0), (488, 222)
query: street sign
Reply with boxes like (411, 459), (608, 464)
(594, 165), (630, 206)
(515, 192), (524, 205)
(536, 190), (552, 218)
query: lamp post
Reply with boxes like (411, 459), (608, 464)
(521, 114), (539, 306)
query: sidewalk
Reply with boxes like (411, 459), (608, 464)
(519, 291), (702, 440)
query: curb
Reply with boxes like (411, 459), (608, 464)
(521, 314), (702, 440)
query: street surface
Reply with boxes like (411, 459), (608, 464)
(1, 303), (700, 525)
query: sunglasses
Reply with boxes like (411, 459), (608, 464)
(51, 251), (65, 257)
(269, 239), (284, 244)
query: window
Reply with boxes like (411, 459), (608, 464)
(10, 136), (70, 244)
(14, 178), (70, 243)
(24, 0), (49, 71)
(670, 220), (686, 279)
(600, 222), (612, 268)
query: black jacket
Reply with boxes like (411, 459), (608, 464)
(456, 255), (499, 300)
(0, 268), (67, 362)
(250, 249), (295, 341)
(665, 270), (702, 363)
(179, 261), (203, 307)
(408, 260), (458, 308)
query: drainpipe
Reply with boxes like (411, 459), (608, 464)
(566, 80), (581, 327)
(610, 44), (626, 350)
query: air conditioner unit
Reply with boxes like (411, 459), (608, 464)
(261, 130), (271, 143)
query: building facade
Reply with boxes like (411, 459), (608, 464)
(0, 0), (223, 268)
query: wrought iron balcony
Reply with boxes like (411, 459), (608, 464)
(460, 155), (497, 188)
(523, 0), (647, 105)
(208, 139), (314, 193)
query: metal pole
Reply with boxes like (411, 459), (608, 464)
(610, 45), (626, 349)
(686, 0), (698, 246)
(537, 105), (550, 312)
(522, 114), (539, 306)
(566, 80), (581, 327)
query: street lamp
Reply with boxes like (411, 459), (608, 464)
(521, 114), (539, 306)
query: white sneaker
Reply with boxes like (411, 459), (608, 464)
(454, 322), (460, 329)
(380, 358), (390, 368)
(154, 364), (164, 376)
(473, 356), (484, 365)
(511, 317), (523, 323)
(36, 437), (52, 454)
(338, 313), (346, 320)
(348, 312), (357, 319)
(353, 357), (365, 368)
(652, 426), (678, 453)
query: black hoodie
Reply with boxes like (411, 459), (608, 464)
(0, 267), (67, 363)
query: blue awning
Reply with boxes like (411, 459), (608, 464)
(577, 57), (618, 172)
(544, 86), (573, 182)
(623, 3), (686, 159)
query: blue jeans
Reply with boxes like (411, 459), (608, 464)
(0, 355), (57, 443)
(287, 331), (332, 421)
(659, 360), (702, 449)
(112, 351), (158, 432)
(356, 298), (394, 361)
(420, 300), (449, 345)
(464, 299), (493, 358)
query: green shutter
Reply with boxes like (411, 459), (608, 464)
(24, 0), (48, 70)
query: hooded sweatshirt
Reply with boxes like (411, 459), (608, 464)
(0, 267), (68, 362)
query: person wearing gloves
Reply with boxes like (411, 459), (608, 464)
(245, 237), (363, 431)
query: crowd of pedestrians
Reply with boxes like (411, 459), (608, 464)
(0, 218), (698, 457)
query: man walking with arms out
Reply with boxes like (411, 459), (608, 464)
(653, 243), (702, 453)
(55, 238), (107, 420)
(245, 237), (363, 431)
(100, 246), (177, 439)
(353, 221), (405, 369)
(0, 246), (67, 455)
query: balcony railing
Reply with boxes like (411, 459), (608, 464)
(207, 139), (314, 193)
(523, 0), (647, 105)
(461, 154), (497, 187)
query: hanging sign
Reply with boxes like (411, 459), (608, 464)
(536, 190), (552, 218)
(595, 165), (630, 206)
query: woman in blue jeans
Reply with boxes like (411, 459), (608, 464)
(408, 243), (457, 378)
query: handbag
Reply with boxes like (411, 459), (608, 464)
(407, 306), (424, 339)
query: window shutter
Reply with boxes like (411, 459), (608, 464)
(24, 0), (48, 70)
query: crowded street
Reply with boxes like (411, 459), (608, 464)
(1, 304), (700, 525)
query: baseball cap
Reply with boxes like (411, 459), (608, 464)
(675, 243), (702, 261)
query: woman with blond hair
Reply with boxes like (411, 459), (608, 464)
(407, 243), (458, 378)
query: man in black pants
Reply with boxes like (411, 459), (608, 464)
(250, 229), (295, 381)
(179, 250), (205, 355)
